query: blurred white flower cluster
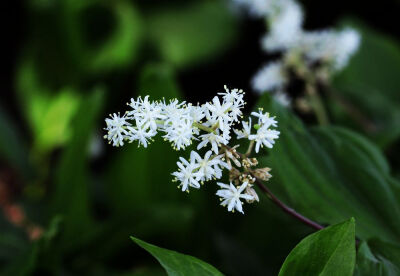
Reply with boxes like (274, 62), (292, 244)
(104, 86), (280, 214)
(234, 0), (361, 105)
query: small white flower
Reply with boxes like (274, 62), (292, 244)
(205, 96), (233, 132)
(126, 120), (157, 148)
(216, 182), (254, 213)
(218, 85), (245, 122)
(190, 151), (225, 181)
(159, 99), (196, 150)
(104, 113), (131, 147)
(234, 118), (252, 139)
(251, 110), (278, 128)
(188, 104), (205, 123)
(249, 124), (280, 153)
(252, 61), (287, 94)
(163, 120), (194, 150)
(129, 96), (165, 131)
(172, 155), (202, 192)
(197, 131), (229, 154)
(161, 99), (188, 125)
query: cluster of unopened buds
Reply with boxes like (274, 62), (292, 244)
(104, 86), (280, 214)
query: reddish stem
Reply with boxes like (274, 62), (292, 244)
(253, 178), (324, 231)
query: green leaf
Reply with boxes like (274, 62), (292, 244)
(131, 236), (224, 276)
(332, 18), (400, 147)
(257, 95), (400, 244)
(51, 87), (105, 249)
(279, 218), (356, 276)
(355, 240), (400, 276)
(147, 1), (238, 68)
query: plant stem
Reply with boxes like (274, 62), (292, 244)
(245, 141), (255, 156)
(305, 83), (329, 126)
(222, 144), (324, 231)
(193, 122), (213, 133)
(252, 177), (324, 231)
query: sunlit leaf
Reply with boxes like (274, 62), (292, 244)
(16, 58), (81, 154)
(279, 218), (356, 276)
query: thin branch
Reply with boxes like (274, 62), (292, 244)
(222, 144), (324, 231)
(252, 177), (324, 231)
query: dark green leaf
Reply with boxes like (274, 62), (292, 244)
(279, 218), (356, 276)
(355, 240), (400, 276)
(257, 95), (400, 244)
(131, 236), (224, 276)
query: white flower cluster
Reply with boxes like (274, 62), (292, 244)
(233, 0), (361, 104)
(104, 86), (280, 214)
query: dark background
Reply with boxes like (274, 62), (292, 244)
(3, 0), (399, 124)
(1, 0), (399, 275)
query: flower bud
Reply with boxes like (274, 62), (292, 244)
(252, 167), (272, 181)
(245, 186), (259, 203)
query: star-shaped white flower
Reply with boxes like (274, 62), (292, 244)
(126, 120), (157, 148)
(248, 124), (280, 153)
(130, 96), (166, 131)
(234, 118), (252, 139)
(172, 155), (202, 192)
(251, 110), (278, 128)
(104, 113), (131, 147)
(205, 96), (233, 132)
(218, 85), (245, 122)
(216, 182), (254, 214)
(197, 131), (229, 154)
(190, 151), (228, 181)
(163, 119), (194, 150)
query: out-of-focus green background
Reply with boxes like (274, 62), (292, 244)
(1, 0), (399, 275)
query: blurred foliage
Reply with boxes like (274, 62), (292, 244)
(147, 1), (238, 68)
(16, 58), (82, 155)
(1, 0), (400, 275)
(332, 18), (400, 148)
